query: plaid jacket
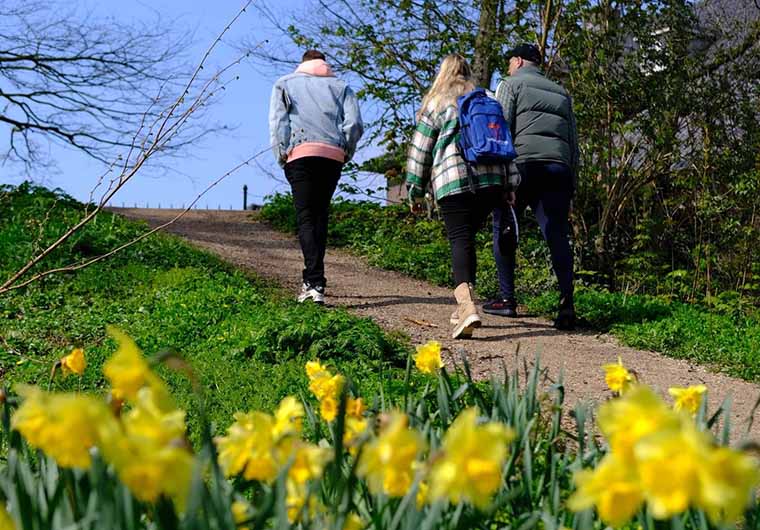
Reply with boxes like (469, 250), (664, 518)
(405, 105), (506, 201)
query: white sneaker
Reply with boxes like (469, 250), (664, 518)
(297, 283), (325, 304)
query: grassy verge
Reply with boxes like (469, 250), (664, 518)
(3, 186), (759, 530)
(261, 193), (760, 381)
(0, 184), (413, 439)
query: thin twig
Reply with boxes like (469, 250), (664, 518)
(0, 1), (256, 294)
(3, 149), (267, 293)
(403, 317), (440, 328)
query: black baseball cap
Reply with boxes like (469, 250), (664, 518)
(506, 44), (542, 64)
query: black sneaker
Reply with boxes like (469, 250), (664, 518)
(554, 297), (576, 330)
(482, 297), (518, 317)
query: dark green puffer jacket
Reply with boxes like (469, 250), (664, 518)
(494, 64), (580, 188)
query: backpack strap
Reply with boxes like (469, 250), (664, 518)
(464, 160), (477, 194)
(454, 109), (477, 194)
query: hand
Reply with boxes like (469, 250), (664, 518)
(410, 201), (425, 215)
(504, 191), (516, 206)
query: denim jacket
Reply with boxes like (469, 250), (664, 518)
(268, 63), (364, 167)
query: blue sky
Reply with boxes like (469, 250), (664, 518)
(1, 0), (382, 209)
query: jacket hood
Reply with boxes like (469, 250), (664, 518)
(295, 59), (335, 77)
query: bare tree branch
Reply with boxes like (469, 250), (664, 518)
(0, 0), (256, 294)
(3, 149), (267, 293)
(0, 0), (222, 170)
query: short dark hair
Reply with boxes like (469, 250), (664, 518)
(302, 50), (326, 62)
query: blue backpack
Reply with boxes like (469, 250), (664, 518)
(456, 88), (517, 165)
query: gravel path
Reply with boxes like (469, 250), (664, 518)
(116, 208), (760, 440)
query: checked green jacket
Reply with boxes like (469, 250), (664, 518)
(405, 105), (507, 202)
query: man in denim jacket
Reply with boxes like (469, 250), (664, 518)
(269, 50), (364, 304)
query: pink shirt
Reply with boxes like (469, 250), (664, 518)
(286, 59), (346, 164)
(287, 142), (346, 164)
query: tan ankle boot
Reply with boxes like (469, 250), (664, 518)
(450, 308), (459, 325)
(452, 282), (481, 339)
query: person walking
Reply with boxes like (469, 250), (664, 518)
(483, 44), (580, 330)
(269, 50), (364, 304)
(406, 54), (517, 339)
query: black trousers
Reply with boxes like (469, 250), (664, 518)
(493, 161), (574, 300)
(438, 188), (502, 286)
(284, 157), (342, 288)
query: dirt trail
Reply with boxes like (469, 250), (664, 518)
(117, 208), (760, 439)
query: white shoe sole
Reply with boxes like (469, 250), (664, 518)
(297, 290), (325, 304)
(452, 314), (482, 339)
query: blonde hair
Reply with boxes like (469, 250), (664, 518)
(418, 54), (475, 117)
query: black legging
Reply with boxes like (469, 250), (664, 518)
(438, 187), (502, 286)
(284, 156), (342, 288)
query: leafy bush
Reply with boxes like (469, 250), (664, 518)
(525, 287), (673, 329)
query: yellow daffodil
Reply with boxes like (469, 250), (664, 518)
(416, 480), (429, 509)
(429, 407), (515, 508)
(602, 356), (635, 394)
(305, 361), (346, 423)
(358, 412), (425, 497)
(11, 386), (116, 469)
(103, 327), (170, 407)
(597, 385), (680, 462)
(577, 380), (760, 526)
(343, 513), (364, 530)
(344, 416), (368, 451)
(568, 454), (644, 527)
(216, 411), (279, 482)
(320, 396), (338, 422)
(668, 385), (707, 416)
(95, 386), (193, 507)
(116, 443), (194, 506)
(60, 348), (86, 376)
(309, 372), (344, 402)
(231, 500), (252, 530)
(0, 504), (16, 530)
(288, 443), (332, 484)
(346, 397), (366, 418)
(278, 440), (330, 522)
(697, 446), (760, 525)
(343, 397), (368, 450)
(285, 480), (321, 523)
(121, 387), (187, 447)
(414, 341), (443, 374)
(286, 480), (305, 523)
(272, 396), (304, 439)
(103, 327), (151, 400)
(634, 422), (711, 519)
(305, 360), (328, 379)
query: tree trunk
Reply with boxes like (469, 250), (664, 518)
(472, 0), (500, 88)
(539, 0), (554, 61)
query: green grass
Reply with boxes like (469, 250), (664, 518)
(261, 193), (760, 381)
(0, 184), (414, 441)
